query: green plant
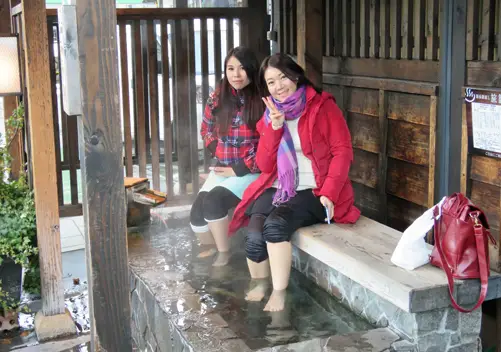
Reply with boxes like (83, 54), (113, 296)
(0, 103), (24, 179)
(0, 103), (40, 310)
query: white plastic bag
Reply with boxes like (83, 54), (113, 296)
(391, 197), (446, 270)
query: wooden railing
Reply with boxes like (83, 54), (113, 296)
(12, 7), (265, 217)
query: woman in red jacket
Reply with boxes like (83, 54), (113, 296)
(229, 53), (360, 312)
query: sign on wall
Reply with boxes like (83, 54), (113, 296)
(464, 87), (501, 159)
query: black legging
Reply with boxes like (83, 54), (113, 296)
(190, 186), (240, 232)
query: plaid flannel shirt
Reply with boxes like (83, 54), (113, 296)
(200, 90), (260, 176)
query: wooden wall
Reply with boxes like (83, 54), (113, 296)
(278, 0), (501, 239)
(323, 73), (437, 231)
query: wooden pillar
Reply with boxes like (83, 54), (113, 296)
(0, 0), (23, 179)
(73, 0), (132, 348)
(296, 0), (323, 87)
(21, 0), (65, 317)
(21, 0), (75, 341)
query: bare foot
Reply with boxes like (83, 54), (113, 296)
(245, 279), (269, 302)
(197, 246), (217, 258)
(263, 289), (286, 312)
(268, 310), (291, 329)
(212, 251), (231, 267)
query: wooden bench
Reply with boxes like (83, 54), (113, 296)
(291, 216), (501, 352)
(124, 177), (167, 227)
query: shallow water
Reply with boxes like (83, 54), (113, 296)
(134, 209), (374, 350)
(1, 207), (373, 351)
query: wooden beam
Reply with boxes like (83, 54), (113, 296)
(323, 73), (439, 96)
(21, 0), (65, 317)
(74, 0), (132, 349)
(1, 0), (23, 180)
(323, 56), (440, 83)
(116, 6), (246, 19)
(46, 7), (249, 19)
(428, 96), (437, 209)
(296, 0), (322, 87)
(466, 61), (501, 87)
(377, 90), (388, 224)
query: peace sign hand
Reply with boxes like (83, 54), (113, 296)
(262, 96), (285, 129)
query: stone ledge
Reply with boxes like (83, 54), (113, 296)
(291, 216), (501, 313)
(291, 247), (483, 352)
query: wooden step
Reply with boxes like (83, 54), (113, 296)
(132, 188), (167, 207)
(124, 177), (149, 189)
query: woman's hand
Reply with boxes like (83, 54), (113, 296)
(214, 167), (236, 177)
(319, 196), (334, 222)
(262, 96), (285, 129)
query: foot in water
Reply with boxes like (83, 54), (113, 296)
(245, 279), (269, 302)
(212, 251), (231, 267)
(263, 289), (286, 312)
(197, 245), (217, 258)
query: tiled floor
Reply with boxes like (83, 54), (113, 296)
(59, 216), (85, 253)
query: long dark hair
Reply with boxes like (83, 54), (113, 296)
(259, 53), (322, 96)
(212, 46), (263, 134)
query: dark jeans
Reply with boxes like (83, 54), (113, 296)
(245, 188), (325, 263)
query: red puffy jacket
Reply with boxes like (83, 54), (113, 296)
(229, 85), (360, 235)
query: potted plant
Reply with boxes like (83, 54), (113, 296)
(0, 103), (40, 331)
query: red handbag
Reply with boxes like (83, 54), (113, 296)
(430, 193), (496, 313)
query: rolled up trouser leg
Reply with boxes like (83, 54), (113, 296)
(262, 206), (295, 244)
(245, 214), (268, 263)
(190, 192), (209, 233)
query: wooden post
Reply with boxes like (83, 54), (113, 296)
(270, 0), (280, 54)
(21, 0), (75, 341)
(74, 0), (132, 348)
(1, 0), (23, 180)
(296, 0), (323, 88)
(172, 0), (191, 194)
(377, 90), (388, 224)
(435, 0), (466, 200)
(241, 0), (269, 62)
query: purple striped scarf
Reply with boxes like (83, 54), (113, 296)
(264, 85), (307, 205)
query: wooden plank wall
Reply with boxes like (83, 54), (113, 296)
(319, 0), (442, 233)
(280, 0), (501, 239)
(323, 74), (438, 232)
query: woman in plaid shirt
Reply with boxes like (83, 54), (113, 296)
(190, 46), (264, 267)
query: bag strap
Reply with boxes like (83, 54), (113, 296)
(433, 212), (489, 313)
